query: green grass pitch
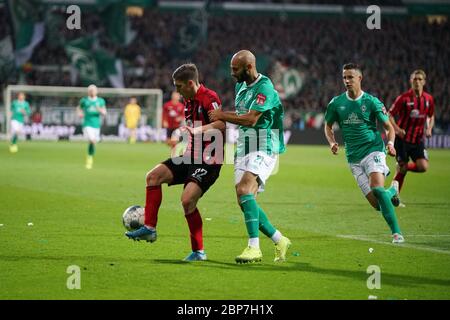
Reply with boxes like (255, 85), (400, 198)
(1, 140), (449, 300)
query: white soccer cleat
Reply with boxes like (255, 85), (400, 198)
(392, 233), (405, 244)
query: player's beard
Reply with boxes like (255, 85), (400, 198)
(235, 69), (252, 83)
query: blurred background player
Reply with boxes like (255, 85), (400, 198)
(124, 97), (141, 144)
(125, 63), (225, 262)
(77, 84), (107, 169)
(389, 70), (435, 207)
(324, 63), (404, 244)
(9, 92), (31, 153)
(162, 90), (184, 148)
(209, 50), (291, 264)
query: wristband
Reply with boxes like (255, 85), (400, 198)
(387, 141), (394, 146)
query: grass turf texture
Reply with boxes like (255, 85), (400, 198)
(1, 141), (449, 299)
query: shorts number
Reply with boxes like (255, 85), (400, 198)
(192, 168), (208, 180)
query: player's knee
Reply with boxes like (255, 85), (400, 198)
(146, 170), (162, 186)
(236, 184), (252, 198)
(181, 197), (196, 214)
(418, 162), (428, 172)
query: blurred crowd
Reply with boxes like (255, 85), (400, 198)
(1, 5), (449, 132)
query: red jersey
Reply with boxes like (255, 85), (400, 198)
(162, 100), (184, 129)
(389, 89), (435, 144)
(183, 85), (224, 164)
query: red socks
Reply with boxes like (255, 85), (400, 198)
(185, 208), (203, 251)
(407, 162), (419, 172)
(144, 185), (162, 228)
(394, 172), (405, 192)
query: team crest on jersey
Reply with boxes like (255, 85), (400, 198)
(256, 94), (266, 105)
(361, 105), (366, 113)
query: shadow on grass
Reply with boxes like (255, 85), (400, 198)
(1, 252), (450, 290)
(152, 258), (450, 289)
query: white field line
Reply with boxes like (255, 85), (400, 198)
(336, 234), (450, 255)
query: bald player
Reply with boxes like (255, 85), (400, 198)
(209, 50), (291, 264)
(77, 84), (107, 169)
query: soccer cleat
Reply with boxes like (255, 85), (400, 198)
(274, 236), (292, 262)
(125, 226), (157, 243)
(85, 156), (93, 169)
(392, 233), (405, 244)
(9, 145), (18, 153)
(390, 180), (400, 207)
(235, 246), (263, 264)
(183, 251), (207, 262)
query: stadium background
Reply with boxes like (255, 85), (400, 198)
(0, 0), (449, 147)
(1, 0), (450, 302)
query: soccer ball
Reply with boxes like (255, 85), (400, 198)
(122, 205), (145, 231)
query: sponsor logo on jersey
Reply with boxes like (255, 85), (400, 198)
(410, 109), (425, 119)
(343, 112), (364, 125)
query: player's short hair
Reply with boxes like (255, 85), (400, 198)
(343, 63), (362, 75)
(172, 63), (199, 84)
(411, 69), (426, 80)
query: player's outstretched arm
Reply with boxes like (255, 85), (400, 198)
(185, 120), (226, 135)
(426, 115), (435, 137)
(208, 109), (262, 127)
(383, 120), (396, 157)
(76, 106), (84, 118)
(324, 123), (339, 155)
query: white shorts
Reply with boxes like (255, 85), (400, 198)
(83, 126), (101, 143)
(349, 151), (390, 196)
(234, 151), (278, 193)
(11, 120), (24, 135)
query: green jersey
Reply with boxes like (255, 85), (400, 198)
(235, 74), (286, 156)
(325, 91), (389, 163)
(79, 96), (106, 128)
(11, 100), (31, 123)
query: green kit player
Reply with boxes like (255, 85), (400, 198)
(77, 84), (107, 169)
(9, 92), (31, 153)
(209, 50), (291, 263)
(324, 63), (404, 244)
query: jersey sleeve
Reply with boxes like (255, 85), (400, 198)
(25, 102), (31, 115)
(79, 98), (85, 110)
(372, 96), (389, 123)
(428, 95), (435, 117)
(248, 82), (274, 113)
(388, 94), (403, 117)
(204, 95), (222, 112)
(324, 98), (337, 124)
(99, 98), (106, 108)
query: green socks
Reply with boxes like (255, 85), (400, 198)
(239, 194), (259, 238)
(258, 207), (276, 238)
(88, 143), (95, 156)
(11, 135), (18, 145)
(239, 194), (277, 239)
(372, 187), (402, 234)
